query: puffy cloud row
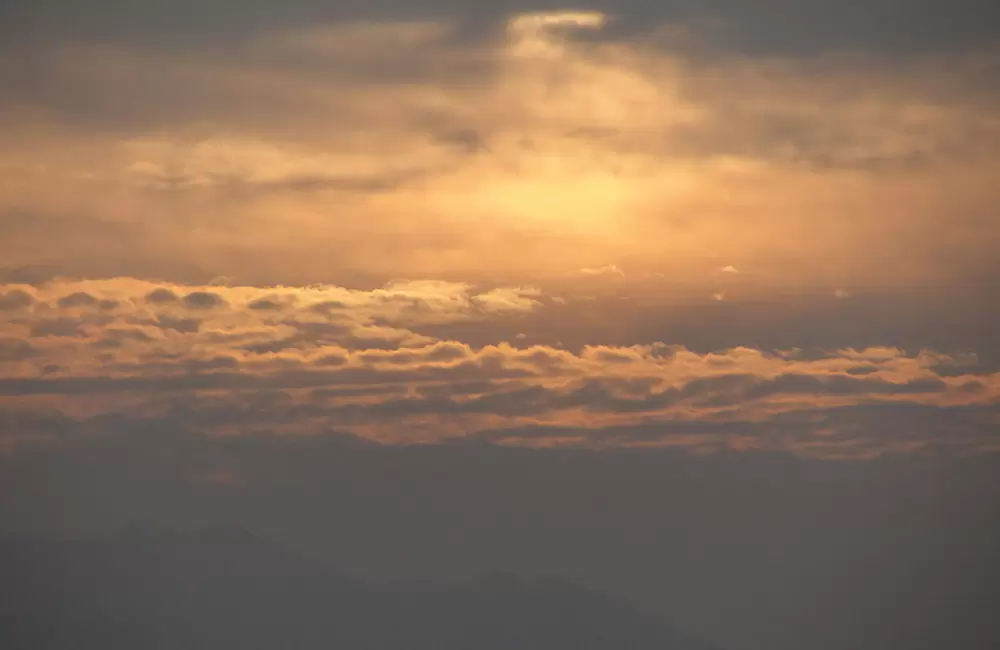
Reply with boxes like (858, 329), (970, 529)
(1, 279), (996, 457)
(0, 277), (538, 355)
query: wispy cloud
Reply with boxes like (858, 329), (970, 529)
(2, 11), (997, 289)
(579, 265), (625, 277)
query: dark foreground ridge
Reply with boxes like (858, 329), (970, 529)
(1, 523), (721, 650)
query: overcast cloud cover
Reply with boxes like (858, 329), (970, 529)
(1, 1), (999, 648)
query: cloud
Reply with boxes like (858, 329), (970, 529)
(0, 9), (997, 291)
(0, 277), (546, 367)
(472, 287), (541, 312)
(579, 265), (625, 277)
(3, 0), (998, 55)
(247, 295), (298, 311)
(0, 275), (996, 457)
(29, 318), (86, 338)
(0, 7), (997, 460)
(182, 291), (228, 309)
(474, 400), (1000, 456)
(0, 289), (34, 310)
(0, 337), (36, 362)
(146, 288), (179, 303)
(56, 291), (99, 308)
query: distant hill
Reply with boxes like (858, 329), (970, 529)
(0, 523), (720, 650)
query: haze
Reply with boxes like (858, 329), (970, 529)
(1, 1), (998, 649)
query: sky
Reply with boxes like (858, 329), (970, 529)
(1, 1), (999, 648)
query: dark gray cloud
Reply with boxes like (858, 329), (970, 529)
(145, 288), (179, 303)
(149, 314), (200, 333)
(182, 291), (227, 309)
(0, 289), (34, 310)
(247, 296), (293, 311)
(28, 318), (86, 338)
(97, 325), (157, 345)
(0, 337), (36, 362)
(56, 291), (99, 308)
(2, 0), (998, 54)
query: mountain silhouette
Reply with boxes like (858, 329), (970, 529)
(1, 523), (721, 650)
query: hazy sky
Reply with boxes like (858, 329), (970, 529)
(1, 1), (999, 648)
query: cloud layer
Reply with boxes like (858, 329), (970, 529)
(1, 278), (996, 457)
(0, 6), (997, 458)
(1, 10), (998, 290)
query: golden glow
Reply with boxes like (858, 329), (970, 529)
(0, 12), (996, 288)
(1, 8), (997, 458)
(437, 167), (632, 234)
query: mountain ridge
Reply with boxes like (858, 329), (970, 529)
(1, 523), (722, 650)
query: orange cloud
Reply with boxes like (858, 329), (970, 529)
(0, 278), (996, 457)
(1, 12), (997, 458)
